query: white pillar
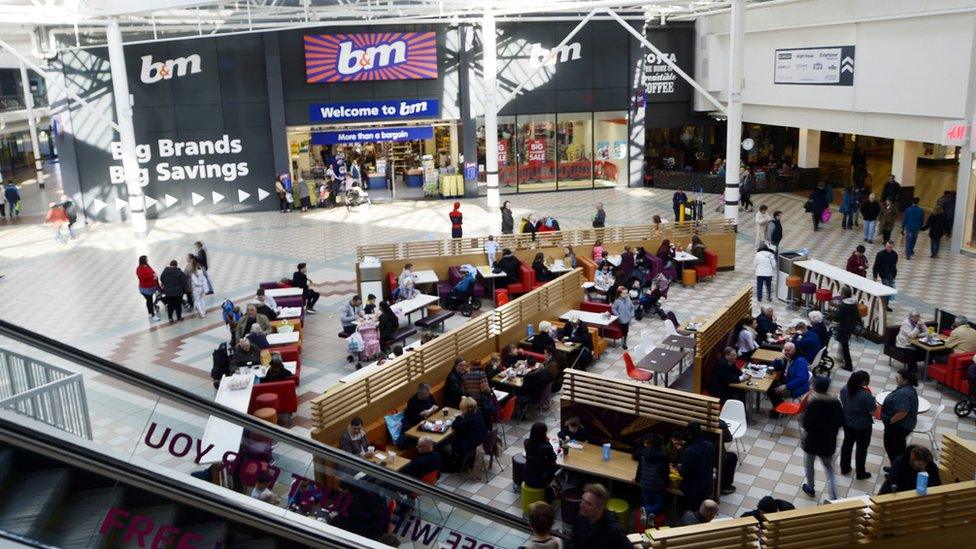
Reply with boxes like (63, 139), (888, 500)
(723, 0), (745, 225)
(891, 139), (920, 189)
(19, 62), (44, 187)
(482, 11), (500, 231)
(106, 20), (147, 237)
(797, 129), (821, 169)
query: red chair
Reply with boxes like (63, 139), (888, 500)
(386, 272), (398, 298)
(624, 352), (652, 382)
(506, 262), (535, 295)
(693, 251), (718, 281)
(249, 380), (298, 414)
(948, 352), (976, 394)
(579, 301), (623, 341)
(773, 392), (809, 436)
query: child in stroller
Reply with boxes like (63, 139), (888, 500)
(629, 273), (669, 321)
(346, 319), (383, 369)
(442, 265), (482, 317)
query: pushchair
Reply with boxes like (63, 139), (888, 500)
(442, 283), (482, 317)
(955, 363), (976, 418)
(346, 320), (383, 369)
(345, 181), (371, 210)
(632, 273), (669, 321)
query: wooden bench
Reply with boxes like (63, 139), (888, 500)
(414, 310), (455, 332)
(391, 326), (418, 346)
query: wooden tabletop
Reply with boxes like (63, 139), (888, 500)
(661, 334), (696, 349)
(367, 451), (411, 472)
(731, 373), (775, 393)
(492, 364), (543, 388)
(636, 348), (685, 373)
(750, 348), (783, 363)
(557, 442), (637, 484)
(910, 333), (948, 351)
(402, 407), (461, 444)
(560, 309), (618, 327)
(520, 337), (579, 354)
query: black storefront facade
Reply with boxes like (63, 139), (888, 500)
(53, 20), (708, 222)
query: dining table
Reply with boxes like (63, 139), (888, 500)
(636, 348), (686, 387)
(910, 333), (948, 381)
(554, 441), (637, 486)
(265, 287), (303, 298)
(402, 407), (462, 445)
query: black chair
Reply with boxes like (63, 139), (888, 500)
(884, 325), (909, 366)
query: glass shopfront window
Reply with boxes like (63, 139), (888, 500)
(556, 112), (593, 189)
(595, 111), (628, 187)
(517, 114), (556, 192)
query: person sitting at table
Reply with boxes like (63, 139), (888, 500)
(808, 311), (830, 348)
(485, 352), (504, 380)
(558, 416), (588, 443)
(400, 382), (439, 443)
(532, 252), (555, 283)
(600, 250), (611, 266)
(680, 421), (716, 516)
(737, 317), (759, 359)
(633, 434), (669, 520)
(656, 239), (676, 271)
(665, 427), (687, 464)
(377, 300), (399, 352)
(879, 445), (941, 494)
(766, 342), (811, 417)
(525, 502), (562, 549)
(230, 337), (261, 370)
(292, 262), (319, 313)
(235, 304), (271, 343)
(246, 323), (270, 349)
(592, 239), (605, 261)
(524, 422), (558, 501)
(450, 265), (477, 305)
(496, 249), (522, 286)
(363, 293), (377, 315)
(339, 417), (370, 457)
(503, 344), (525, 368)
(463, 359), (497, 426)
(944, 315), (976, 354)
(263, 354), (291, 383)
(568, 483), (631, 549)
(792, 321), (822, 364)
(708, 346), (746, 403)
(560, 315), (593, 370)
(397, 263), (417, 298)
(689, 235), (707, 264)
(518, 358), (554, 408)
(532, 321), (557, 356)
(755, 304), (780, 343)
(678, 500), (719, 526)
(398, 278), (420, 302)
(252, 288), (278, 320)
(631, 247), (651, 283)
(445, 358), (468, 409)
(896, 310), (928, 373)
(592, 262), (613, 300)
(400, 436), (443, 480)
(340, 295), (364, 336)
(450, 396), (487, 471)
(563, 245), (577, 269)
(620, 246), (635, 275)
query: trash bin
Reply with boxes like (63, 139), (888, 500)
(776, 249), (808, 302)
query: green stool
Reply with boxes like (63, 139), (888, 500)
(520, 483), (547, 516)
(607, 498), (630, 531)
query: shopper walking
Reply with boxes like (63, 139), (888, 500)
(801, 376), (843, 500)
(182, 254), (196, 312)
(901, 197), (924, 260)
(194, 241), (214, 294)
(846, 245), (868, 278)
(835, 287), (860, 371)
(754, 205), (771, 246)
(4, 182), (20, 218)
(839, 370), (874, 480)
(860, 193), (880, 243)
(45, 202), (71, 244)
(873, 241), (898, 312)
(840, 187), (859, 230)
(449, 202), (463, 238)
(766, 211), (784, 253)
(159, 260), (186, 322)
(611, 287), (635, 350)
(136, 255), (161, 322)
(500, 200), (514, 235)
(59, 194), (78, 239)
(881, 175), (900, 204)
(809, 183), (830, 232)
(739, 167), (755, 211)
(753, 243), (776, 302)
(189, 258), (208, 318)
(592, 202), (606, 228)
(920, 206), (948, 257)
(881, 368), (919, 466)
(878, 199), (898, 245)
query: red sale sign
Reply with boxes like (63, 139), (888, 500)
(527, 139), (546, 165)
(497, 141), (508, 166)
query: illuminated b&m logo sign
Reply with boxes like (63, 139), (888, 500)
(304, 32), (438, 83)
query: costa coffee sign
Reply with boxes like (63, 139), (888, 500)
(304, 32), (438, 83)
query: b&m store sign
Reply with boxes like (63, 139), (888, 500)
(304, 32), (438, 83)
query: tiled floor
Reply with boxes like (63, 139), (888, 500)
(2, 176), (975, 542)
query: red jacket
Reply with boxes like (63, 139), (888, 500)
(449, 209), (462, 228)
(136, 264), (158, 289)
(846, 253), (868, 278)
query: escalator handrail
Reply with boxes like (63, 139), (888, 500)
(0, 413), (374, 548)
(0, 320), (535, 536)
(0, 526), (58, 548)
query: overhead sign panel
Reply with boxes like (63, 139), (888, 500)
(309, 98), (439, 123)
(774, 45), (855, 86)
(304, 32), (438, 83)
(311, 126), (434, 145)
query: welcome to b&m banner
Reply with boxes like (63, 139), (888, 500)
(304, 32), (438, 83)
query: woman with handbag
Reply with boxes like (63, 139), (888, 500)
(274, 175), (288, 213)
(136, 255), (161, 322)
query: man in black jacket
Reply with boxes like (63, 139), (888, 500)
(708, 347), (745, 404)
(767, 211), (783, 252)
(292, 262), (320, 313)
(230, 338), (261, 370)
(568, 483), (631, 549)
(400, 436), (442, 480)
(495, 248), (522, 286)
(879, 445), (941, 494)
(680, 421), (716, 512)
(755, 304), (780, 343)
(444, 359), (467, 409)
(872, 241), (898, 312)
(159, 260), (186, 322)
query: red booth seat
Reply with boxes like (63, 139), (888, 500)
(259, 281), (281, 290)
(387, 272), (398, 298)
(694, 251), (718, 281)
(249, 380), (298, 415)
(507, 262), (537, 295)
(270, 345), (302, 386)
(947, 351), (976, 395)
(504, 346), (546, 364)
(578, 301), (623, 341)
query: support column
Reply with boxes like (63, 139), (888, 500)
(723, 0), (744, 225)
(106, 20), (147, 237)
(797, 129), (820, 169)
(891, 139), (920, 189)
(458, 24), (479, 198)
(19, 62), (44, 188)
(482, 11), (500, 230)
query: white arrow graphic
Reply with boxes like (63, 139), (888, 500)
(842, 56), (854, 66)
(257, 188), (270, 201)
(191, 192), (204, 206)
(238, 189), (251, 202)
(164, 194), (179, 207)
(90, 198), (107, 214)
(212, 191), (225, 204)
(144, 195), (158, 209)
(114, 197), (128, 211)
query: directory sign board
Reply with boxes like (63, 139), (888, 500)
(304, 32), (438, 83)
(774, 46), (855, 86)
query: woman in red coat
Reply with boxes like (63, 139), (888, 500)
(845, 245), (868, 278)
(449, 202), (463, 238)
(136, 255), (161, 321)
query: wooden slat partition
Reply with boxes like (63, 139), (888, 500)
(691, 287), (754, 393)
(644, 517), (760, 549)
(940, 433), (976, 483)
(495, 269), (585, 350)
(762, 498), (869, 548)
(867, 480), (976, 540)
(560, 369), (722, 431)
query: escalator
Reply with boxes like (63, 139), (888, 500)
(0, 321), (538, 549)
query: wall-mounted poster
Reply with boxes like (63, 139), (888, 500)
(497, 141), (509, 166)
(596, 141), (611, 160)
(774, 46), (855, 86)
(527, 139), (546, 165)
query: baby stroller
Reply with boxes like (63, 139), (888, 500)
(632, 273), (669, 321)
(346, 320), (383, 369)
(442, 283), (482, 317)
(345, 181), (371, 210)
(955, 363), (976, 418)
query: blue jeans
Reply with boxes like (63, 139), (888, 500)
(805, 452), (838, 500)
(842, 211), (855, 229)
(931, 237), (941, 257)
(641, 489), (665, 516)
(863, 220), (876, 242)
(756, 276), (772, 301)
(905, 231), (918, 257)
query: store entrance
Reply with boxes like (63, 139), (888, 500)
(287, 122), (458, 202)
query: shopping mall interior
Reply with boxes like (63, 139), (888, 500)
(1, 1), (976, 548)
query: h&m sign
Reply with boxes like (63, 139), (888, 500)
(304, 32), (438, 83)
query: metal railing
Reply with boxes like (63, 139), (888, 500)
(0, 93), (48, 112)
(0, 349), (92, 439)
